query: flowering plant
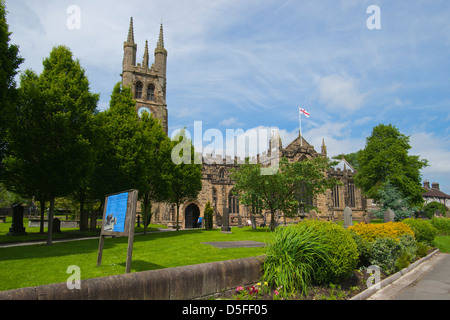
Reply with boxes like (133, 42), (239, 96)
(233, 282), (283, 300)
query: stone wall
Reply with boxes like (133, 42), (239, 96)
(0, 256), (264, 300)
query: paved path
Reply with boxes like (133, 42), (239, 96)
(0, 228), (176, 248)
(368, 252), (450, 300)
(202, 241), (266, 248)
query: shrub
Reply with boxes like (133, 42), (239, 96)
(204, 201), (214, 230)
(398, 234), (417, 260)
(416, 242), (430, 258)
(298, 221), (359, 284)
(423, 201), (448, 219)
(402, 218), (437, 245)
(369, 237), (402, 275)
(348, 231), (372, 268)
(368, 234), (417, 275)
(430, 217), (450, 235)
(348, 222), (414, 242)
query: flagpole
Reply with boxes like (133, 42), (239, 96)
(299, 107), (302, 147)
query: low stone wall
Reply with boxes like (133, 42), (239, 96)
(0, 256), (264, 300)
(28, 219), (79, 229)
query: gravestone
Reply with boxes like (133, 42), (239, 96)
(237, 214), (243, 228)
(343, 206), (353, 229)
(221, 206), (231, 233)
(384, 209), (395, 223)
(446, 211), (450, 218)
(309, 209), (318, 220)
(52, 218), (61, 233)
(362, 213), (370, 224)
(8, 204), (27, 236)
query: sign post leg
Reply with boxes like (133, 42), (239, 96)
(97, 235), (105, 267)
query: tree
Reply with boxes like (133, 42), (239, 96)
(91, 83), (172, 234)
(168, 129), (202, 230)
(231, 156), (339, 231)
(423, 201), (448, 219)
(2, 46), (99, 245)
(332, 151), (361, 170)
(204, 201), (214, 230)
(0, 0), (23, 176)
(354, 124), (428, 207)
(370, 180), (414, 221)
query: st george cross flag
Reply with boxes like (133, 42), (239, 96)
(299, 108), (310, 118)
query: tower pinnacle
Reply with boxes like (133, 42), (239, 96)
(127, 17), (135, 44)
(143, 40), (149, 68)
(155, 23), (167, 54)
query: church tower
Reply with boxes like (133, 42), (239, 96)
(121, 17), (168, 134)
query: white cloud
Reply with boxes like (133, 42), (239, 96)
(318, 74), (367, 112)
(219, 117), (242, 127)
(410, 132), (450, 189)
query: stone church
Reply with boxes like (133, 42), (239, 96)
(121, 19), (369, 229)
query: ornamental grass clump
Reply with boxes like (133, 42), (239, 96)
(261, 221), (358, 296)
(261, 225), (329, 296)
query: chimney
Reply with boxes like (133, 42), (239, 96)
(423, 180), (430, 189)
(432, 182), (440, 190)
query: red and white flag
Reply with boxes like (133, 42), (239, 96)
(299, 108), (310, 118)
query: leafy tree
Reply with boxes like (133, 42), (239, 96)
(91, 83), (172, 233)
(354, 124), (428, 207)
(2, 46), (99, 245)
(0, 1), (23, 176)
(231, 156), (339, 231)
(332, 151), (361, 170)
(168, 129), (202, 230)
(204, 201), (214, 230)
(423, 201), (448, 219)
(370, 180), (414, 221)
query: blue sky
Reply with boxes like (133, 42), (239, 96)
(5, 0), (450, 193)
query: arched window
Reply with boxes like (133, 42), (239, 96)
(228, 189), (239, 214)
(147, 84), (155, 101)
(135, 81), (143, 99)
(212, 188), (217, 210)
(219, 168), (225, 179)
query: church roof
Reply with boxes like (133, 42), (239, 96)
(332, 158), (356, 173)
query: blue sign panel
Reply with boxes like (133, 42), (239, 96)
(104, 192), (129, 233)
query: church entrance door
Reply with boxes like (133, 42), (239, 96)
(185, 204), (200, 228)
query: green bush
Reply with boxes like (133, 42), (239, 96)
(369, 237), (403, 275)
(402, 218), (437, 245)
(423, 201), (448, 219)
(398, 234), (417, 260)
(348, 230), (372, 268)
(369, 234), (417, 275)
(430, 217), (450, 235)
(416, 242), (430, 258)
(305, 221), (359, 284)
(204, 201), (214, 230)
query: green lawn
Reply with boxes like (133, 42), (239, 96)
(433, 235), (450, 253)
(0, 227), (272, 291)
(1, 217), (449, 292)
